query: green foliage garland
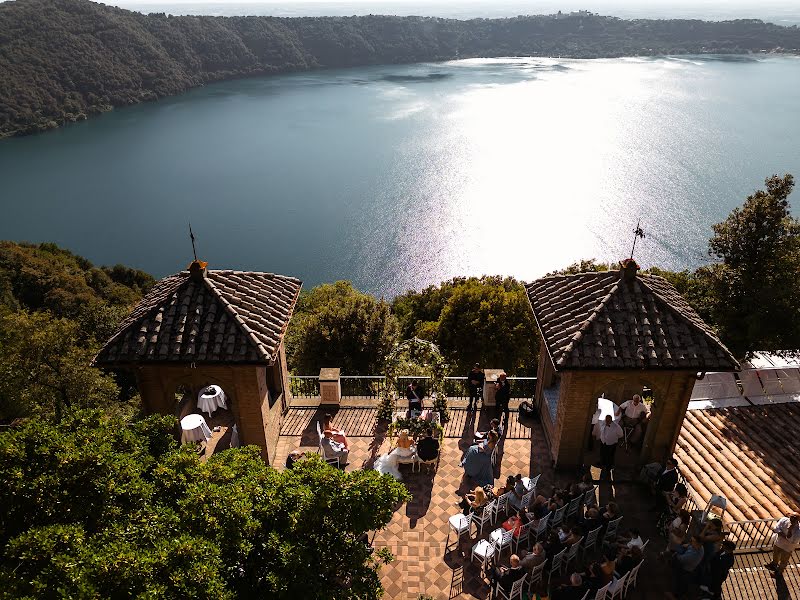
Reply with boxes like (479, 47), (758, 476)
(377, 338), (450, 423)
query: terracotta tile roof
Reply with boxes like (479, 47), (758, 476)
(676, 402), (800, 521)
(95, 269), (301, 365)
(524, 268), (739, 371)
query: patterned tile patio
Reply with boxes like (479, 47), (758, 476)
(274, 405), (792, 600)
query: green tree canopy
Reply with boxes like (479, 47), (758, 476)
(0, 411), (409, 599)
(0, 310), (120, 422)
(702, 174), (800, 355)
(393, 276), (539, 375)
(286, 281), (400, 375)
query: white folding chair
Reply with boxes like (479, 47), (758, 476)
(566, 495), (582, 521)
(446, 512), (472, 552)
(563, 536), (583, 574)
(471, 537), (497, 574)
(494, 491), (512, 523)
(489, 527), (514, 558)
(579, 591), (590, 600)
(602, 516), (623, 546)
(593, 581), (611, 600)
(547, 548), (566, 588)
(473, 500), (496, 537)
(528, 473), (541, 495)
(607, 571), (629, 600)
(640, 538), (649, 552)
(533, 512), (551, 542)
(513, 519), (534, 553)
(521, 488), (535, 511)
(550, 503), (568, 531)
(316, 421), (340, 468)
(623, 559), (644, 595)
(582, 525), (603, 559)
(491, 444), (499, 467)
(527, 558), (547, 594)
(583, 485), (597, 508)
(496, 573), (527, 600)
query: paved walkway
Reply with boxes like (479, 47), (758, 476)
(274, 403), (791, 600)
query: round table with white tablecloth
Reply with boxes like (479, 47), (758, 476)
(181, 413), (212, 443)
(197, 385), (227, 415)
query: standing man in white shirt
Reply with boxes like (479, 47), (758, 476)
(598, 414), (624, 471)
(615, 394), (649, 445)
(765, 512), (800, 575)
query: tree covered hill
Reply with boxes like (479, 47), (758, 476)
(1, 0), (799, 137)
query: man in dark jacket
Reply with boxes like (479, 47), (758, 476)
(416, 428), (440, 462)
(495, 372), (511, 420)
(654, 458), (680, 509)
(467, 364), (485, 411)
(489, 554), (525, 597)
(701, 541), (735, 599)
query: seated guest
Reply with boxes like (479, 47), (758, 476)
(502, 508), (530, 538)
(582, 507), (603, 535)
(320, 430), (349, 465)
(617, 527), (644, 549)
(495, 475), (516, 498)
(415, 428), (440, 463)
(552, 573), (587, 600)
(667, 510), (691, 552)
(669, 535), (704, 600)
(584, 548), (616, 590)
(508, 474), (529, 510)
(489, 553), (525, 597)
(475, 418), (504, 442)
(616, 545), (643, 576)
(322, 413), (348, 449)
(285, 450), (304, 469)
(519, 543), (547, 572)
(461, 442), (494, 487)
(530, 497), (549, 520)
(563, 526), (583, 547)
(483, 429), (500, 451)
(615, 393), (649, 445)
(406, 380), (425, 412)
(543, 530), (564, 559)
(653, 458), (680, 499)
(459, 486), (489, 515)
(666, 483), (689, 517)
(601, 502), (621, 528)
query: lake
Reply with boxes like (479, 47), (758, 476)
(1, 55), (799, 297)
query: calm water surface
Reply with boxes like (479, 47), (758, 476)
(1, 55), (799, 296)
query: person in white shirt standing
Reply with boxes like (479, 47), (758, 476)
(615, 394), (649, 445)
(598, 415), (624, 471)
(765, 512), (800, 575)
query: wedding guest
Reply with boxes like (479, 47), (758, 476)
(466, 363), (485, 411)
(322, 412), (348, 449)
(495, 372), (511, 419)
(459, 486), (489, 515)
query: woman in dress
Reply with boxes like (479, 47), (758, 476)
(373, 429), (415, 480)
(502, 508), (530, 538)
(459, 486), (489, 515)
(322, 413), (349, 449)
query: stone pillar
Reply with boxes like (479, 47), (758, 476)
(319, 368), (341, 405)
(483, 369), (504, 406)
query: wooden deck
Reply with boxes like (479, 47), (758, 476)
(723, 550), (800, 600)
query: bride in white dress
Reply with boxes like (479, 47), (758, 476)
(374, 430), (416, 480)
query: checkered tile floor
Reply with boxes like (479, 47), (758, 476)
(275, 407), (785, 600)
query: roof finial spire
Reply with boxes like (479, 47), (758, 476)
(189, 221), (198, 262)
(629, 219), (645, 261)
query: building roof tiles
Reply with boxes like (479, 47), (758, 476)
(525, 267), (739, 371)
(95, 268), (301, 365)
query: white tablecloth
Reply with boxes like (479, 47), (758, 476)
(197, 385), (227, 415)
(592, 397), (621, 424)
(181, 414), (212, 442)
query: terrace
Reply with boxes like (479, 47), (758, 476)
(274, 383), (799, 600)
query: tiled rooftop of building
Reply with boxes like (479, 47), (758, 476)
(525, 265), (739, 371)
(95, 266), (301, 365)
(676, 401), (800, 522)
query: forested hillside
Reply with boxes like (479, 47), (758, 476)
(1, 0), (799, 137)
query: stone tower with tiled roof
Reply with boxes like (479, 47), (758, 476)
(96, 261), (302, 462)
(525, 259), (739, 468)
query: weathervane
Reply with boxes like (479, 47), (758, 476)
(629, 219), (645, 260)
(189, 221), (198, 262)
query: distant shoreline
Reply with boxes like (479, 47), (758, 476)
(2, 0), (800, 138)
